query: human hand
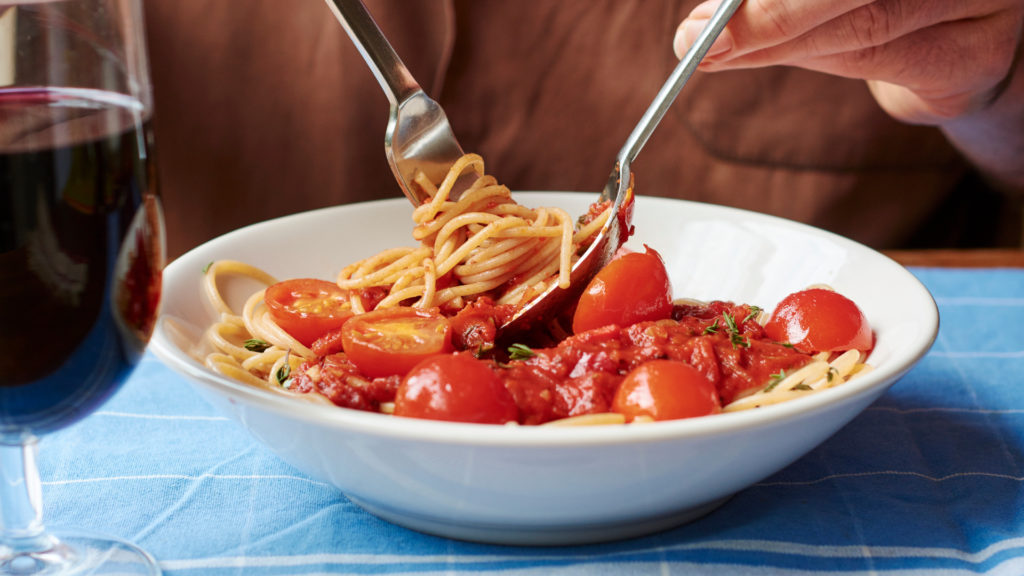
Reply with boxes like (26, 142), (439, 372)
(673, 0), (1024, 127)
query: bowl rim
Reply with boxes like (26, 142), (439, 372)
(151, 193), (939, 448)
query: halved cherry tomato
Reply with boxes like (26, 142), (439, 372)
(264, 278), (352, 347)
(341, 307), (453, 378)
(394, 354), (518, 424)
(571, 246), (673, 334)
(612, 360), (721, 422)
(764, 288), (872, 354)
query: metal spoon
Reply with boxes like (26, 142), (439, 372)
(501, 0), (745, 337)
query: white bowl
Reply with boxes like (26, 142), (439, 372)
(150, 193), (938, 545)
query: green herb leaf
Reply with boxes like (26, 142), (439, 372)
(244, 338), (271, 353)
(763, 370), (787, 393)
(203, 261), (214, 274)
(703, 319), (720, 335)
(723, 313), (750, 349)
(276, 350), (292, 387)
(507, 343), (536, 360)
(826, 366), (839, 383)
(792, 383), (813, 391)
(743, 305), (763, 324)
(472, 342), (495, 359)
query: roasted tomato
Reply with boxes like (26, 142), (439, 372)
(572, 246), (672, 334)
(264, 278), (352, 347)
(764, 288), (872, 354)
(393, 354), (518, 424)
(291, 354), (398, 412)
(612, 359), (721, 422)
(341, 307), (453, 378)
(310, 328), (346, 357)
(448, 297), (515, 352)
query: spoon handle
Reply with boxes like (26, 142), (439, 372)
(324, 0), (421, 105)
(617, 0), (744, 167)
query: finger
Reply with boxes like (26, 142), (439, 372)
(866, 82), (943, 125)
(760, 13), (1019, 122)
(693, 0), (1010, 69)
(674, 0), (873, 60)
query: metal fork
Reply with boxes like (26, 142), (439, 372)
(324, 0), (464, 205)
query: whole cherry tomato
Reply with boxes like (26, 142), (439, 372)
(341, 307), (453, 378)
(572, 246), (673, 334)
(612, 360), (721, 422)
(764, 288), (872, 354)
(394, 354), (518, 424)
(264, 278), (352, 347)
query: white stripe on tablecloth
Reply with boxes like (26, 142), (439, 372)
(155, 537), (1024, 571)
(868, 406), (1024, 415)
(42, 474), (332, 487)
(756, 470), (1024, 486)
(94, 410), (230, 421)
(928, 350), (1024, 359)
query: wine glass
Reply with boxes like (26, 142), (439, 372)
(0, 0), (163, 574)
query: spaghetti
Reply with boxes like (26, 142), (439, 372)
(197, 153), (872, 425)
(201, 154), (611, 404)
(338, 153), (608, 313)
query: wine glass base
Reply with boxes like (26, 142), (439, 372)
(1, 530), (160, 576)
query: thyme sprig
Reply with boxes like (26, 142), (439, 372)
(826, 366), (840, 384)
(723, 313), (750, 349)
(276, 350), (293, 388)
(508, 343), (536, 360)
(743, 305), (763, 324)
(244, 338), (271, 353)
(763, 370), (787, 393)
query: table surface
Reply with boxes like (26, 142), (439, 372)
(37, 252), (1024, 575)
(884, 248), (1024, 268)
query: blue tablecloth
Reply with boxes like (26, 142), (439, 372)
(39, 268), (1024, 575)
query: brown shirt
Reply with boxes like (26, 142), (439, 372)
(145, 0), (1013, 258)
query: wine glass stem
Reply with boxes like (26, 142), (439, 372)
(0, 439), (55, 554)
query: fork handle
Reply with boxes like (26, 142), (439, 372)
(324, 0), (422, 105)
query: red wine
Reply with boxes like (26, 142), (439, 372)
(0, 87), (164, 438)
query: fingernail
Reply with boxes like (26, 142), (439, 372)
(674, 18), (733, 60)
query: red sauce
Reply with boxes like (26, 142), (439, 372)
(296, 300), (812, 424)
(291, 354), (399, 412)
(447, 297), (515, 351)
(493, 301), (810, 423)
(354, 285), (390, 311)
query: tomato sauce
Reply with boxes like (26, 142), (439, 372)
(447, 298), (515, 351)
(495, 301), (810, 423)
(291, 354), (399, 412)
(295, 300), (812, 425)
